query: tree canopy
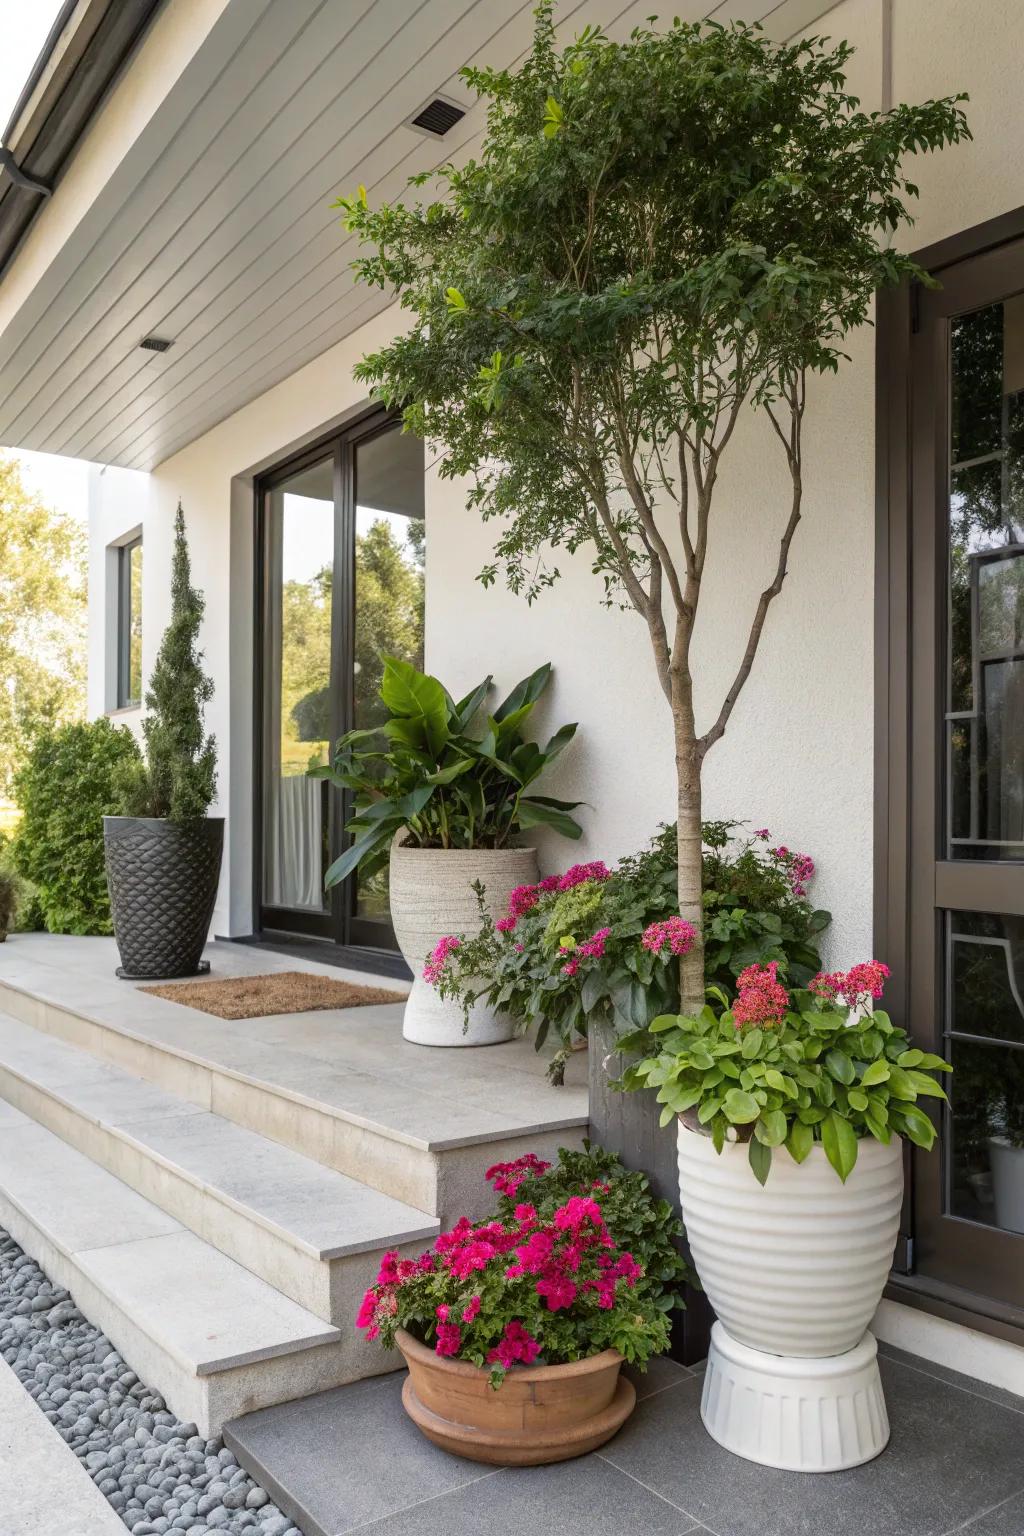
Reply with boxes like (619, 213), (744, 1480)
(0, 453), (86, 796)
(338, 7), (969, 1008)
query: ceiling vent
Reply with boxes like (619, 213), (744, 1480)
(139, 335), (172, 352)
(407, 97), (466, 138)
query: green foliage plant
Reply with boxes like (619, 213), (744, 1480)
(619, 964), (952, 1185)
(492, 1142), (692, 1312)
(314, 655), (583, 889)
(12, 719), (141, 934)
(0, 453), (86, 795)
(337, 7), (969, 1013)
(0, 870), (17, 936)
(428, 821), (830, 1077)
(356, 1143), (686, 1387)
(114, 504), (217, 821)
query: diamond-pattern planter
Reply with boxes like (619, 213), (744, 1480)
(103, 816), (224, 980)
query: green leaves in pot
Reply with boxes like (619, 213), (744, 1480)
(312, 657), (583, 888)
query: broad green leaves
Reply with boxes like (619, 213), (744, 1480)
(624, 989), (952, 1186)
(317, 657), (582, 887)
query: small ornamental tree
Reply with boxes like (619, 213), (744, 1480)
(115, 504), (217, 821)
(338, 10), (968, 1013)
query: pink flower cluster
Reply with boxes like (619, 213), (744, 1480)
(494, 863), (612, 934)
(485, 1153), (551, 1198)
(641, 916), (697, 957)
(810, 960), (891, 1007)
(422, 934), (460, 984)
(754, 829), (816, 899)
(355, 1172), (643, 1368)
(732, 961), (790, 1028)
(487, 1320), (541, 1369)
(559, 926), (611, 977)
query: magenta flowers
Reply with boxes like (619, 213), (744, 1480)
(732, 961), (790, 1027)
(810, 961), (891, 1009)
(641, 916), (697, 957)
(355, 1162), (656, 1385)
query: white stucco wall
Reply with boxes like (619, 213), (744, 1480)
(86, 0), (1014, 966)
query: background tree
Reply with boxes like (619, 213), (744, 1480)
(114, 504), (216, 820)
(338, 9), (968, 1012)
(0, 453), (85, 797)
(282, 517), (425, 763)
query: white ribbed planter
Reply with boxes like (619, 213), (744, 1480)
(677, 1121), (904, 1472)
(390, 842), (538, 1047)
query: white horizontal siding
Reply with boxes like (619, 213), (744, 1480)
(0, 0), (841, 468)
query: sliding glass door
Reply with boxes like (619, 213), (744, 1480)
(257, 411), (424, 949)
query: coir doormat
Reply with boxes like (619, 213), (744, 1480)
(140, 970), (406, 1019)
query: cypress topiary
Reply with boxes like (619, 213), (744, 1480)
(115, 503), (217, 821)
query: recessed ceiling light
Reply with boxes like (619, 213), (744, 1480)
(139, 336), (172, 352)
(407, 97), (466, 138)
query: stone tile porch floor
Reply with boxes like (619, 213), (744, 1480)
(0, 933), (588, 1147)
(225, 1346), (1024, 1536)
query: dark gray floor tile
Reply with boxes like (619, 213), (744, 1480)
(351, 1455), (699, 1535)
(224, 1372), (489, 1536)
(877, 1342), (1024, 1418)
(600, 1357), (1024, 1536)
(625, 1354), (693, 1400)
(951, 1490), (1024, 1535)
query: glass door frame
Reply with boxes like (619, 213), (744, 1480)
(253, 405), (400, 951)
(877, 210), (1024, 1344)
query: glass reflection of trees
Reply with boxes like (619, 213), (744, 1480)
(949, 912), (1024, 1229)
(283, 515), (424, 783)
(948, 302), (1024, 856)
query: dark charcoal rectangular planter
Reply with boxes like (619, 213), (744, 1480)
(103, 816), (224, 980)
(589, 1018), (713, 1365)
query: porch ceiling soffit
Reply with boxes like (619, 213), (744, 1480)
(0, 0), (845, 472)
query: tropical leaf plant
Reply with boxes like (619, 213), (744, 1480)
(312, 656), (582, 888)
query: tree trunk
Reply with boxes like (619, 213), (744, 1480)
(672, 674), (704, 1015)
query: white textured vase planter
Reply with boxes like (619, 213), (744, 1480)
(677, 1120), (904, 1472)
(390, 842), (538, 1046)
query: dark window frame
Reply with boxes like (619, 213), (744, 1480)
(252, 406), (422, 955)
(876, 205), (1024, 1349)
(116, 534), (142, 709)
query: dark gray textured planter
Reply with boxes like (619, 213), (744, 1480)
(589, 1017), (714, 1364)
(103, 816), (224, 980)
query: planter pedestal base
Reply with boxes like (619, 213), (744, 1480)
(700, 1322), (889, 1473)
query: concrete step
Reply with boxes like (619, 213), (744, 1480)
(0, 1011), (438, 1324)
(0, 948), (587, 1222)
(0, 1103), (367, 1436)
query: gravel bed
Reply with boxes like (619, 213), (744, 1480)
(0, 1228), (303, 1536)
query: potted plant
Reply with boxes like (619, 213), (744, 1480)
(619, 962), (951, 1471)
(314, 655), (582, 1044)
(356, 1145), (688, 1464)
(104, 504), (220, 980)
(425, 821), (831, 1081)
(336, 8), (967, 1218)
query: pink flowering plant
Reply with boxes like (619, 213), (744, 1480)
(619, 960), (952, 1185)
(356, 1146), (686, 1387)
(426, 822), (830, 1079)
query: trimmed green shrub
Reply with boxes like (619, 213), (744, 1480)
(114, 503), (216, 821)
(12, 719), (141, 934)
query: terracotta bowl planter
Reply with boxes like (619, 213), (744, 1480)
(396, 1328), (635, 1465)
